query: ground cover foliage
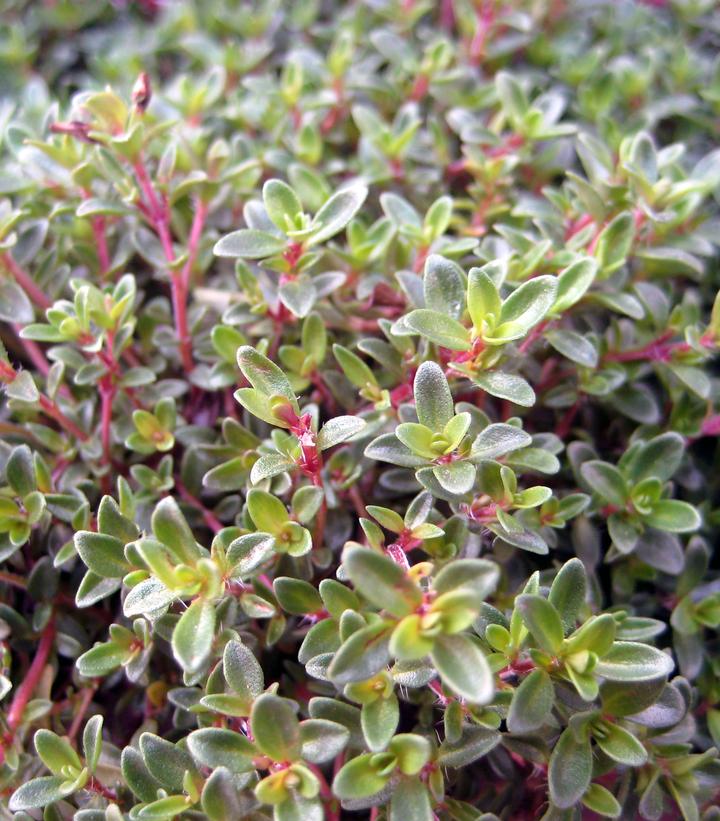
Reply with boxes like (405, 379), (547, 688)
(0, 0), (720, 819)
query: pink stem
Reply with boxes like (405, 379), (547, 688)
(1, 617), (56, 764)
(1, 253), (51, 310)
(38, 394), (89, 441)
(182, 197), (208, 290)
(133, 158), (175, 262)
(91, 216), (110, 276)
(176, 480), (223, 534)
(99, 379), (115, 464)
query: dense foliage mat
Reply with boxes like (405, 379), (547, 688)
(0, 1), (720, 819)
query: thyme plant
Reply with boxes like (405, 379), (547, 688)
(0, 1), (719, 819)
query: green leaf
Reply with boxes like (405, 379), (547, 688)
(364, 433), (427, 468)
(187, 728), (256, 772)
(152, 497), (201, 564)
(414, 361), (454, 431)
(82, 715), (103, 774)
(431, 460), (476, 495)
(580, 461), (628, 507)
(274, 577), (323, 615)
(343, 545), (422, 617)
(594, 721), (647, 765)
(226, 532), (276, 576)
(624, 432), (685, 483)
(471, 423), (531, 460)
(507, 669), (554, 734)
(6, 445), (36, 496)
(389, 778), (433, 821)
(97, 495), (139, 543)
(201, 767), (242, 821)
(594, 211), (634, 275)
(263, 179), (303, 231)
(546, 328), (598, 368)
(472, 371), (535, 407)
(138, 795), (192, 820)
(492, 275), (557, 341)
(247, 489), (289, 534)
(552, 258), (598, 313)
(390, 614), (435, 661)
(424, 196), (453, 240)
(249, 453), (294, 484)
(644, 500), (701, 533)
(548, 559), (587, 633)
(6, 369), (39, 402)
(404, 309), (471, 351)
(516, 594), (564, 653)
(582, 783), (621, 818)
(0, 279), (34, 323)
(436, 725), (501, 768)
(565, 613), (616, 656)
(35, 729), (82, 774)
(361, 694), (399, 752)
(432, 558), (499, 600)
(292, 486), (324, 523)
(317, 415), (366, 450)
(327, 622), (392, 685)
(237, 346), (298, 407)
(398, 733), (443, 779)
(308, 184), (368, 245)
(76, 640), (129, 677)
(279, 275), (316, 318)
(74, 531), (129, 578)
(594, 641), (674, 681)
(9, 776), (75, 811)
(425, 254), (466, 318)
(299, 718), (350, 763)
(122, 746), (161, 802)
(214, 228), (286, 258)
(495, 71), (529, 124)
(171, 599), (216, 674)
(332, 753), (391, 800)
(548, 727), (593, 809)
(430, 634), (494, 704)
(250, 694), (301, 762)
(467, 269), (501, 332)
(333, 343), (377, 389)
(139, 733), (196, 792)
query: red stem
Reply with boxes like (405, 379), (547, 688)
(91, 216), (110, 277)
(347, 484), (367, 519)
(134, 157), (203, 372)
(88, 776), (118, 802)
(67, 685), (97, 742)
(1, 253), (51, 311)
(601, 331), (709, 364)
(176, 480), (223, 534)
(99, 380), (115, 465)
(555, 399), (582, 438)
(518, 321), (549, 354)
(307, 763), (339, 820)
(0, 570), (27, 589)
(171, 197), (207, 372)
(181, 197), (207, 291)
(3, 617), (56, 762)
(38, 394), (89, 441)
(133, 158), (175, 262)
(440, 0), (455, 30)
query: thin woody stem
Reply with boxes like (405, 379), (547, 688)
(1, 617), (56, 765)
(1, 253), (51, 311)
(38, 394), (89, 442)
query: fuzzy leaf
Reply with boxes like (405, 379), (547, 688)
(214, 228), (286, 258)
